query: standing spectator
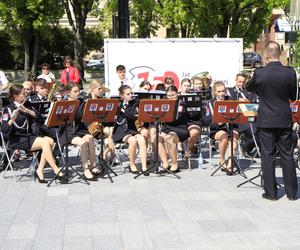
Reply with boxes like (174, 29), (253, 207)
(0, 70), (9, 91)
(246, 41), (298, 201)
(37, 63), (56, 83)
(60, 56), (80, 86)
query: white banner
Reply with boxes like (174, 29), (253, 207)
(104, 38), (243, 95)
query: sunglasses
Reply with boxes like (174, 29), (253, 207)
(24, 88), (31, 91)
(42, 67), (49, 70)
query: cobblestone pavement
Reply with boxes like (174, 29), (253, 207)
(0, 147), (300, 250)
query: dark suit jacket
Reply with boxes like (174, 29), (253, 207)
(227, 87), (256, 102)
(29, 95), (47, 102)
(245, 61), (297, 128)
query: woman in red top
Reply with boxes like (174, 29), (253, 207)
(60, 56), (80, 85)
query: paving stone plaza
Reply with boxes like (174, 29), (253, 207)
(0, 146), (300, 250)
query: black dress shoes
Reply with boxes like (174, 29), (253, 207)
(287, 196), (297, 201)
(34, 172), (48, 184)
(262, 193), (278, 201)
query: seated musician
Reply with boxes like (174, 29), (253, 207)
(29, 78), (57, 142)
(139, 80), (152, 91)
(87, 79), (115, 161)
(179, 78), (191, 94)
(228, 73), (258, 157)
(156, 85), (189, 173)
(180, 78), (203, 157)
(191, 77), (202, 91)
(51, 84), (66, 101)
(202, 81), (239, 175)
(191, 74), (212, 91)
(112, 85), (148, 175)
(1, 85), (66, 183)
(29, 78), (49, 102)
(60, 84), (101, 181)
(22, 81), (34, 97)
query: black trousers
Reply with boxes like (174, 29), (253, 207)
(259, 128), (298, 198)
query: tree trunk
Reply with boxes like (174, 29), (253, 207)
(74, 26), (85, 82)
(31, 33), (39, 79)
(181, 25), (187, 38)
(23, 31), (32, 81)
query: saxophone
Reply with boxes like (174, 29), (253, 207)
(47, 82), (58, 101)
(135, 119), (144, 130)
(88, 121), (103, 137)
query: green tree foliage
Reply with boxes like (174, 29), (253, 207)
(0, 0), (64, 79)
(130, 0), (161, 38)
(64, 0), (98, 80)
(0, 30), (15, 69)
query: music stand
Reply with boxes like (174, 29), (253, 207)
(134, 90), (166, 100)
(134, 99), (181, 179)
(210, 100), (248, 177)
(45, 100), (89, 186)
(236, 103), (263, 187)
(82, 98), (119, 183)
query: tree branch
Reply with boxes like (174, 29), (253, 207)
(65, 0), (76, 33)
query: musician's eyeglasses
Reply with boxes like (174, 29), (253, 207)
(42, 67), (49, 70)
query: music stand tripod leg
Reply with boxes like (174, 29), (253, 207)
(97, 133), (117, 183)
(47, 128), (90, 187)
(135, 121), (181, 179)
(237, 170), (262, 188)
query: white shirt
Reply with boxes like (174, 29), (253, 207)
(0, 71), (9, 86)
(37, 72), (56, 83)
(110, 77), (135, 96)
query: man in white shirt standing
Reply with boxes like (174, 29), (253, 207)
(0, 70), (9, 91)
(37, 63), (56, 83)
(110, 64), (135, 96)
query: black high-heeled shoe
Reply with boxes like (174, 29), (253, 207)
(34, 172), (47, 184)
(158, 165), (171, 174)
(83, 174), (98, 181)
(170, 168), (180, 173)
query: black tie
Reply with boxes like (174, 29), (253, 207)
(42, 97), (46, 101)
(121, 81), (124, 86)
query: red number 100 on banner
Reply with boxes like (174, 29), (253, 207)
(135, 70), (180, 89)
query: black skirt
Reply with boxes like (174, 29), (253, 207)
(59, 126), (89, 146)
(161, 125), (189, 142)
(113, 128), (138, 143)
(10, 135), (37, 153)
(187, 121), (202, 128)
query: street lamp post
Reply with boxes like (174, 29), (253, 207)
(118, 0), (130, 38)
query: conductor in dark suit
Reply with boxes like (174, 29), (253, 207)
(246, 41), (298, 201)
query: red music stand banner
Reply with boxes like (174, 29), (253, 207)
(82, 99), (119, 123)
(45, 100), (80, 127)
(212, 100), (249, 124)
(290, 100), (300, 123)
(138, 99), (178, 123)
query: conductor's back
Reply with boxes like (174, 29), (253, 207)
(246, 61), (297, 128)
(245, 41), (298, 201)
